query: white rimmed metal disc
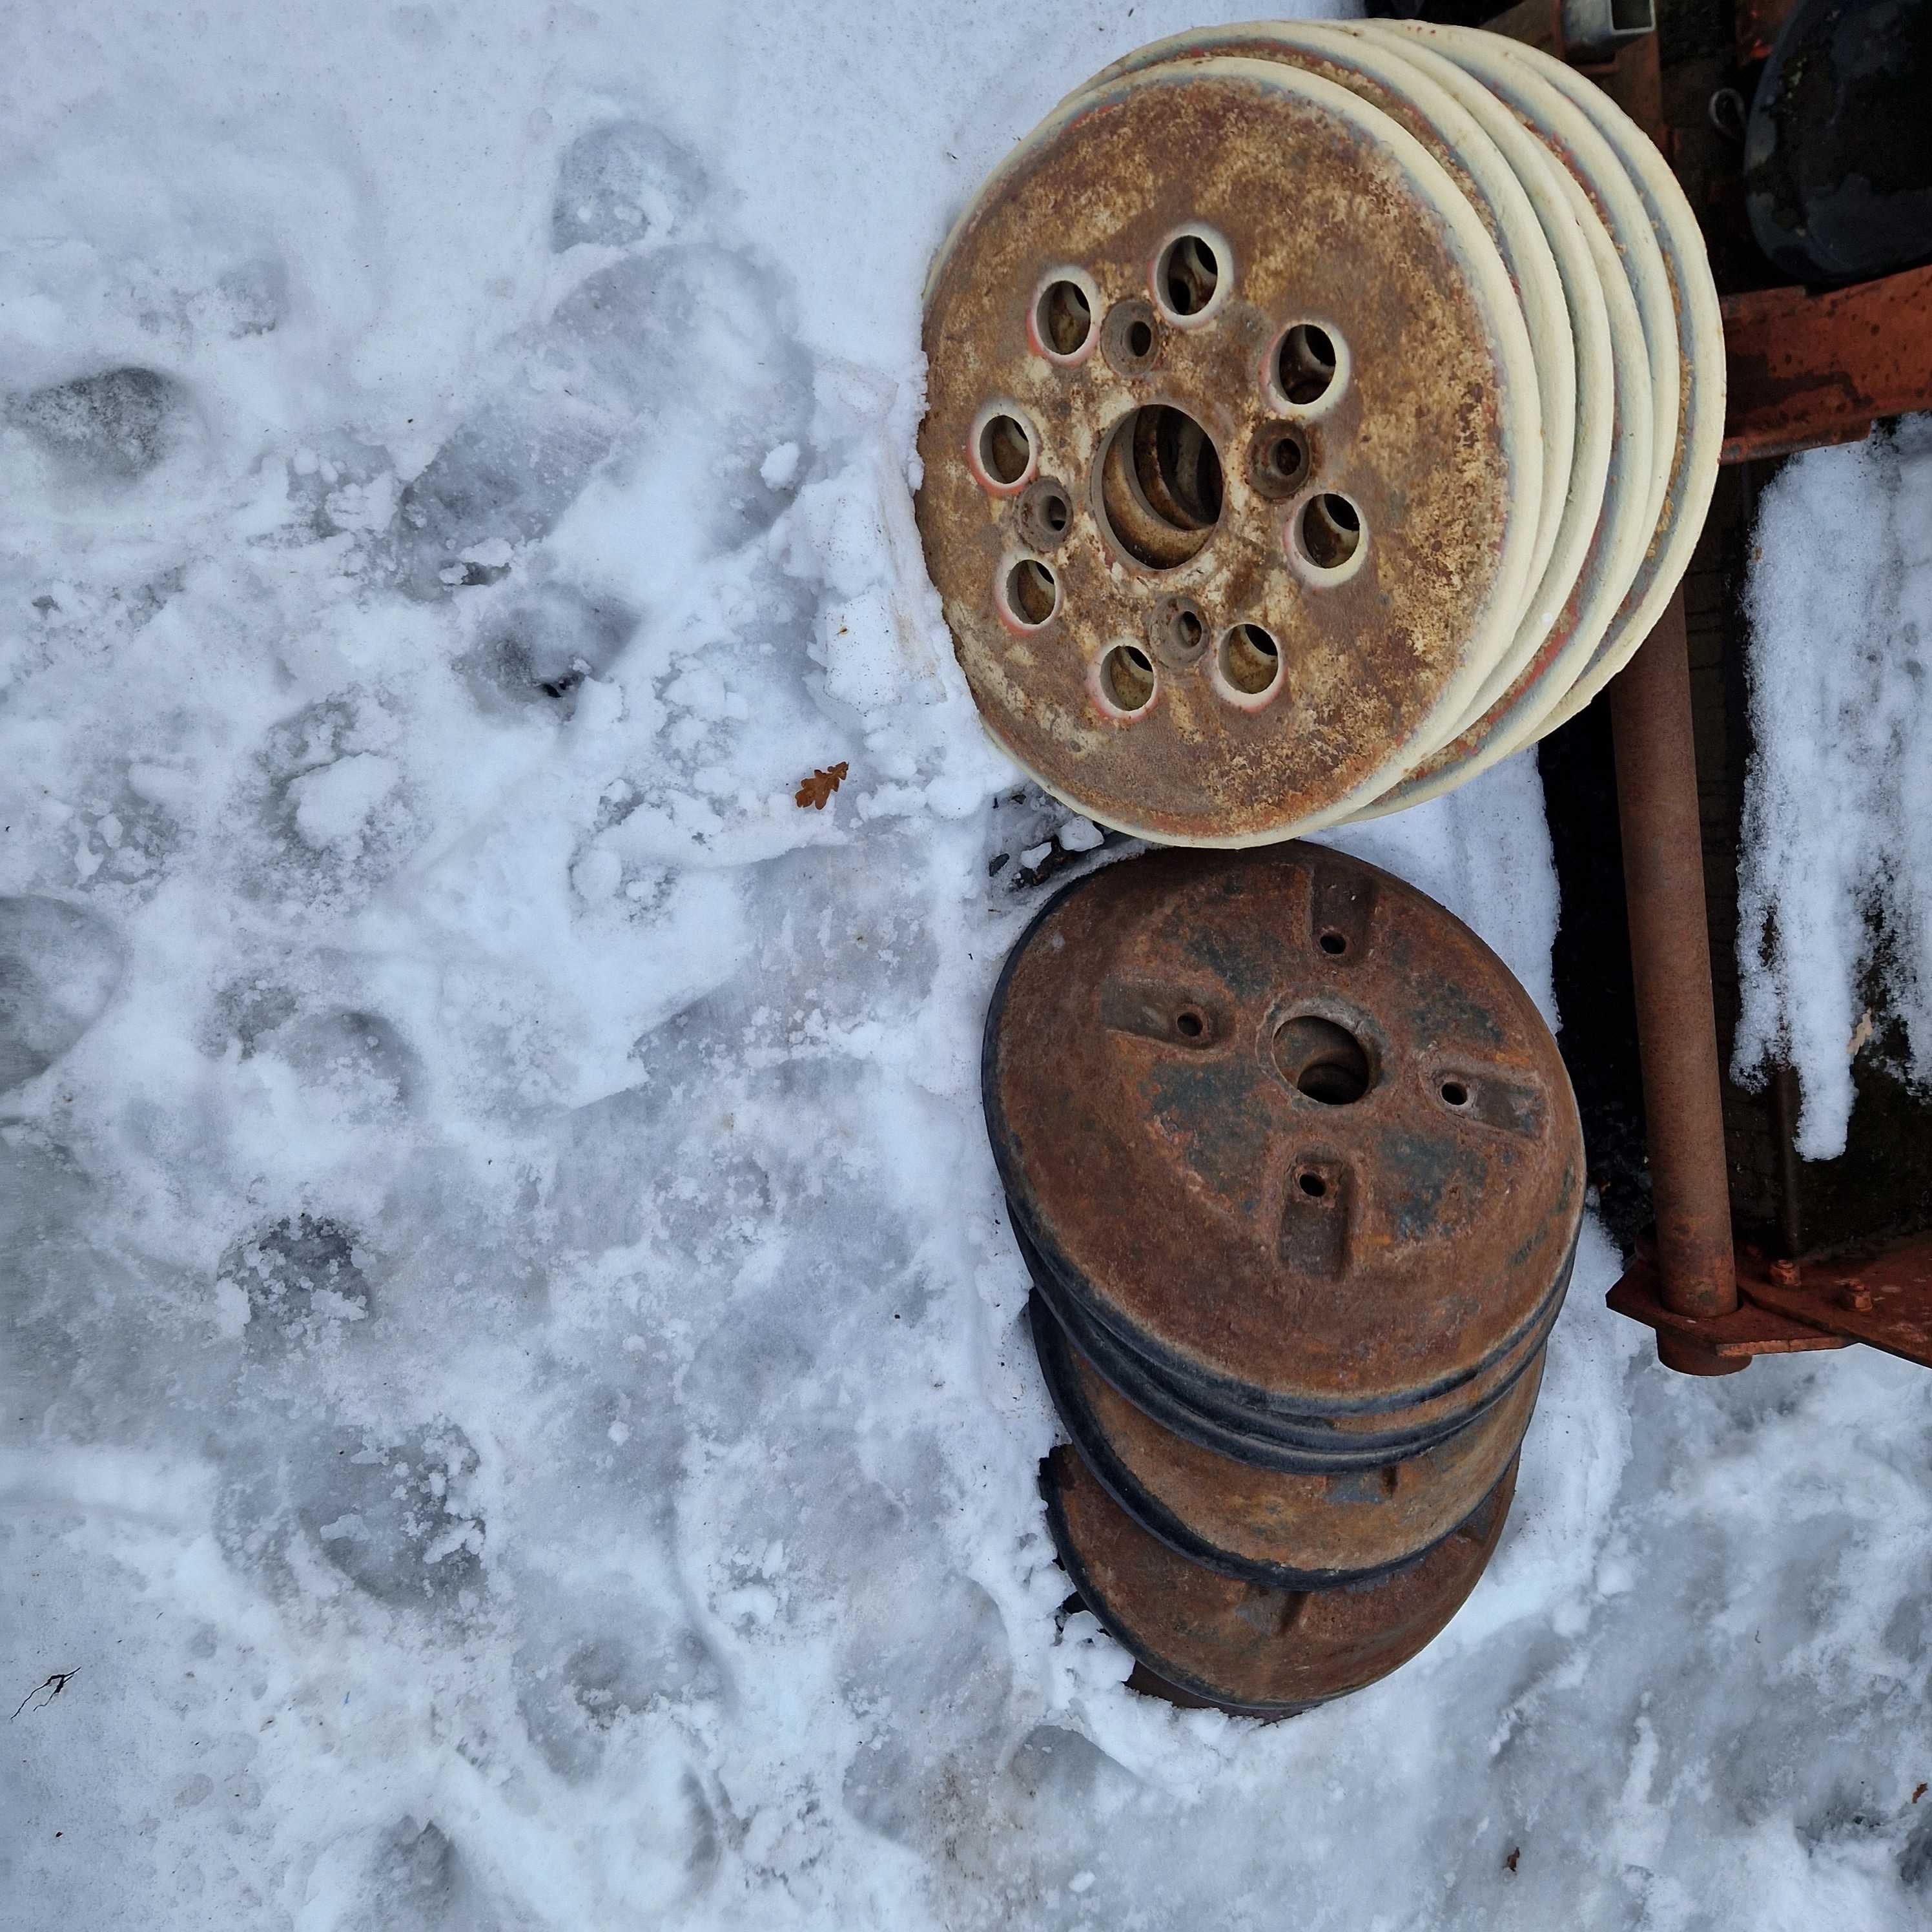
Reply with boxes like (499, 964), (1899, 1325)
(1346, 24), (1669, 816)
(1507, 40), (1725, 730)
(916, 57), (1541, 848)
(1342, 22), (1614, 736)
(1066, 21), (1587, 760)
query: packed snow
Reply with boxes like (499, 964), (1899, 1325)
(4, 5), (1932, 1927)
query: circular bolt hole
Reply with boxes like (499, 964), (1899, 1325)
(979, 413), (1033, 487)
(1156, 234), (1222, 319)
(1102, 300), (1160, 375)
(1218, 622), (1281, 699)
(1005, 558), (1057, 627)
(1275, 1015), (1373, 1106)
(1276, 324), (1339, 406)
(1096, 404), (1224, 570)
(1019, 478), (1073, 550)
(1297, 1170), (1329, 1199)
(1250, 424), (1310, 500)
(1176, 1011), (1204, 1038)
(1296, 493), (1362, 574)
(1319, 930), (1348, 957)
(1036, 280), (1094, 358)
(1099, 643), (1156, 715)
(1441, 1080), (1470, 1107)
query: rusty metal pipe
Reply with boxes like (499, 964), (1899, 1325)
(1609, 588), (1745, 1375)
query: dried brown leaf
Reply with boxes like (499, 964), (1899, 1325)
(794, 763), (850, 810)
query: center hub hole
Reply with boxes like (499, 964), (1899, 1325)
(1274, 1015), (1372, 1105)
(1096, 404), (1224, 570)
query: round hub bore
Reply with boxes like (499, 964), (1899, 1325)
(918, 58), (1541, 845)
(983, 846), (1584, 1431)
(1043, 1443), (1517, 1716)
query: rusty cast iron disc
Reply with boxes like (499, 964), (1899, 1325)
(1043, 1443), (1517, 1716)
(1031, 1291), (1542, 1587)
(917, 57), (1543, 847)
(1015, 1211), (1569, 1463)
(983, 846), (1584, 1432)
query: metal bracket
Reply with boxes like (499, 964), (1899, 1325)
(1608, 1235), (1932, 1369)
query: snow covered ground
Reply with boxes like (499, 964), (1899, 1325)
(4, 5), (1931, 1927)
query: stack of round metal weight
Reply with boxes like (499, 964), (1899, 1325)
(917, 21), (1724, 845)
(983, 844), (1585, 1715)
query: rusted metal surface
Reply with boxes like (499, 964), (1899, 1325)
(1017, 1211), (1569, 1464)
(1607, 589), (1744, 1376)
(985, 845), (1585, 1434)
(1606, 1250), (1847, 1360)
(1042, 1444), (1516, 1718)
(917, 60), (1540, 845)
(1609, 1236), (1932, 1367)
(1720, 265), (1932, 466)
(1741, 1238), (1932, 1364)
(1032, 1292), (1541, 1587)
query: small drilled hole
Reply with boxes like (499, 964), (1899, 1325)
(1298, 1171), (1328, 1199)
(1275, 1015), (1373, 1105)
(1277, 324), (1338, 405)
(979, 413), (1032, 486)
(1101, 644), (1156, 714)
(1177, 1011), (1204, 1038)
(1218, 623), (1280, 700)
(1441, 1080), (1470, 1107)
(1175, 610), (1202, 650)
(1007, 559), (1056, 626)
(1159, 234), (1220, 317)
(1129, 320), (1153, 356)
(1038, 280), (1093, 357)
(1299, 494), (1361, 572)
(1020, 478), (1073, 550)
(1319, 931), (1348, 957)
